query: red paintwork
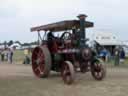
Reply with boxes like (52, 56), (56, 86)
(32, 47), (45, 77)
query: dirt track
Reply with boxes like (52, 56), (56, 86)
(0, 64), (33, 78)
(0, 64), (128, 96)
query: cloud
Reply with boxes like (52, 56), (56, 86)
(0, 0), (128, 42)
(0, 0), (20, 18)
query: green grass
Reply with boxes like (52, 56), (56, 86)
(13, 50), (31, 64)
(105, 57), (128, 67)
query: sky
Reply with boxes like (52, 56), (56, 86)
(0, 0), (128, 43)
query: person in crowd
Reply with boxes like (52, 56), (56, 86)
(8, 48), (13, 64)
(106, 50), (111, 62)
(0, 49), (1, 63)
(10, 48), (13, 63)
(114, 46), (120, 66)
(120, 48), (125, 64)
(99, 47), (108, 62)
(7, 48), (11, 63)
(4, 48), (8, 61)
(23, 48), (30, 64)
(1, 49), (5, 61)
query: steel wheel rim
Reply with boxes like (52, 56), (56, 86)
(92, 61), (106, 80)
(62, 61), (74, 84)
(32, 47), (45, 77)
(63, 64), (71, 83)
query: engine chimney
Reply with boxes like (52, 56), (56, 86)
(77, 14), (87, 47)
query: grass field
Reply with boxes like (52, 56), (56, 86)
(2, 50), (32, 64)
(13, 50), (26, 64)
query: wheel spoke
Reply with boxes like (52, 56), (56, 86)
(64, 65), (70, 73)
(34, 52), (38, 56)
(38, 50), (41, 57)
(65, 64), (69, 70)
(35, 65), (40, 71)
(35, 65), (44, 74)
(39, 63), (45, 72)
(39, 56), (44, 62)
(97, 72), (101, 77)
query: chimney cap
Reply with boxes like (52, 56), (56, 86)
(77, 14), (88, 19)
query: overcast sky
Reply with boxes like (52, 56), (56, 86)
(0, 0), (128, 43)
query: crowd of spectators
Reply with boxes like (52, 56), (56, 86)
(0, 48), (13, 64)
(98, 46), (125, 65)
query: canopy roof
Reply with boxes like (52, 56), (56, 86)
(95, 40), (122, 46)
(31, 20), (93, 32)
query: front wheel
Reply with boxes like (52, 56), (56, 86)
(91, 60), (106, 80)
(61, 61), (75, 85)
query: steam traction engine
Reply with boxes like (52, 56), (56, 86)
(30, 14), (106, 84)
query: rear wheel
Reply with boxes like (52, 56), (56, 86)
(61, 61), (75, 85)
(32, 46), (51, 78)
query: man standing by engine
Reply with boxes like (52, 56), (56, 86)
(114, 46), (120, 66)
